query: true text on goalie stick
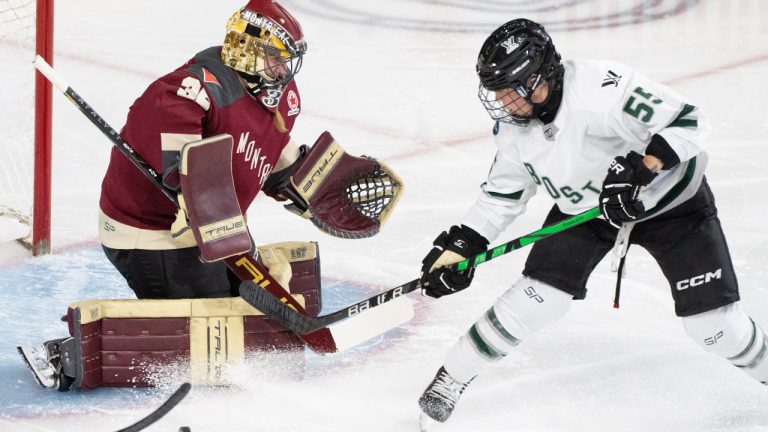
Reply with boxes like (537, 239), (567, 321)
(32, 55), (340, 353)
(240, 207), (601, 334)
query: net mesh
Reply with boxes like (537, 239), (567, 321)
(0, 0), (35, 241)
(346, 168), (398, 219)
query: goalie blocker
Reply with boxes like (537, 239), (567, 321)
(17, 242), (321, 391)
(174, 134), (252, 262)
(264, 131), (404, 239)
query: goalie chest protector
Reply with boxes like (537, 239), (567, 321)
(101, 46), (302, 230)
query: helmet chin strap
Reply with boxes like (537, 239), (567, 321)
(532, 70), (564, 124)
(238, 71), (266, 96)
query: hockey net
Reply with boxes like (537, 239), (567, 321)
(0, 0), (52, 254)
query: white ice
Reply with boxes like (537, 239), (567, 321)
(1, 1), (768, 431)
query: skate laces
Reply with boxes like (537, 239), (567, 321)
(426, 371), (468, 407)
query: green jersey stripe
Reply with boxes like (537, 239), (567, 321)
(642, 156), (696, 218)
(485, 188), (524, 201)
(668, 103), (698, 128)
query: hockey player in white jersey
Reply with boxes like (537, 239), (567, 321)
(417, 18), (768, 428)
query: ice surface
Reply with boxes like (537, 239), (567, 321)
(1, 0), (768, 431)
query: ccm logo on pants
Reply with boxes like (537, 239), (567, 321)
(676, 269), (722, 291)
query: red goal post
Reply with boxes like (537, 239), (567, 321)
(0, 0), (53, 255)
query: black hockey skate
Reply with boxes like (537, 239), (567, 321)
(17, 337), (75, 391)
(418, 366), (473, 430)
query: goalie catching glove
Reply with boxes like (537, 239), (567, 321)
(263, 131), (404, 239)
(420, 225), (488, 298)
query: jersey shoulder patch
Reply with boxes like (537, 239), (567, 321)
(186, 46), (245, 109)
(566, 60), (630, 113)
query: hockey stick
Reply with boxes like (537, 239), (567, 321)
(116, 382), (191, 432)
(240, 207), (601, 334)
(32, 56), (347, 353)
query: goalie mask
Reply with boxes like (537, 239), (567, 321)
(476, 18), (564, 126)
(221, 0), (307, 93)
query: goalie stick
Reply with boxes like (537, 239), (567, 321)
(116, 382), (191, 432)
(240, 207), (601, 334)
(31, 56), (412, 354)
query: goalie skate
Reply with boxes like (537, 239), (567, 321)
(17, 338), (66, 389)
(418, 367), (473, 429)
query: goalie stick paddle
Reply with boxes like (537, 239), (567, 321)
(32, 56), (341, 354)
(116, 382), (191, 432)
(240, 207), (601, 334)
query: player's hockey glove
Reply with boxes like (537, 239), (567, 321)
(599, 151), (657, 228)
(420, 225), (488, 299)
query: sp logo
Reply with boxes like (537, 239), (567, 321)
(524, 286), (544, 303)
(704, 331), (724, 346)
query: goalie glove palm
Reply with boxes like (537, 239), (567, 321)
(420, 225), (488, 299)
(599, 151), (657, 228)
(274, 132), (404, 239)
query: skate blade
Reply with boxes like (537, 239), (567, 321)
(419, 412), (438, 432)
(17, 346), (55, 388)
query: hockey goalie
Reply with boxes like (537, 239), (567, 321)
(18, 0), (403, 391)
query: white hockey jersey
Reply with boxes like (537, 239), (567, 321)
(463, 59), (710, 243)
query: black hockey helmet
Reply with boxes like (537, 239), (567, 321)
(476, 19), (564, 126)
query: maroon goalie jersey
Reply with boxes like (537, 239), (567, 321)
(99, 46), (301, 231)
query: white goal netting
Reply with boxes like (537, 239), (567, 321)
(0, 0), (36, 244)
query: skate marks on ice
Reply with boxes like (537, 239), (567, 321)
(116, 382), (191, 432)
(0, 383), (191, 432)
(281, 0), (702, 33)
(0, 246), (418, 431)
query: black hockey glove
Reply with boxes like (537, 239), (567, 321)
(420, 225), (489, 299)
(599, 151), (657, 228)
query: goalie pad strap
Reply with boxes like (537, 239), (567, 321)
(179, 134), (252, 262)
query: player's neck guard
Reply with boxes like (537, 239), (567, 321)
(536, 66), (564, 124)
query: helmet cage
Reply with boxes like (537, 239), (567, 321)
(476, 19), (561, 126)
(222, 8), (306, 91)
(478, 74), (547, 126)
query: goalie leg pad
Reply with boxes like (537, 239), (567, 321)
(257, 241), (322, 317)
(179, 134), (252, 262)
(287, 131), (404, 239)
(683, 303), (768, 382)
(56, 296), (312, 390)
